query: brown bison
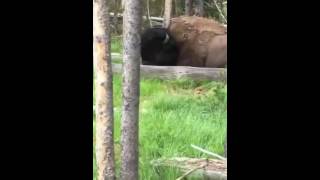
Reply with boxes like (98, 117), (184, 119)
(140, 16), (227, 68)
(168, 16), (227, 68)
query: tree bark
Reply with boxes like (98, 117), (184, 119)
(194, 0), (204, 16)
(185, 0), (193, 16)
(163, 0), (173, 28)
(93, 0), (116, 179)
(120, 0), (142, 180)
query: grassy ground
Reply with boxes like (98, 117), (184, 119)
(111, 36), (123, 55)
(93, 37), (227, 180)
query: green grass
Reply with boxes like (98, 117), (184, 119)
(111, 36), (123, 54)
(93, 74), (227, 180)
(93, 37), (227, 180)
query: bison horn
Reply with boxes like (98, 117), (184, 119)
(162, 33), (170, 44)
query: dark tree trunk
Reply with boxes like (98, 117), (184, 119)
(185, 0), (193, 16)
(194, 0), (204, 16)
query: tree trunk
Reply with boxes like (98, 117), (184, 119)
(146, 0), (152, 27)
(120, 0), (142, 180)
(194, 0), (204, 16)
(112, 0), (120, 34)
(174, 0), (185, 17)
(163, 0), (173, 28)
(185, 0), (193, 16)
(93, 0), (116, 179)
(172, 0), (176, 17)
(174, 0), (179, 16)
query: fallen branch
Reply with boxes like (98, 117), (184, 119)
(151, 157), (227, 180)
(191, 144), (227, 161)
(176, 164), (207, 180)
(112, 64), (227, 82)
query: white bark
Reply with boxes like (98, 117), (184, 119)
(164, 0), (173, 28)
(93, 0), (116, 179)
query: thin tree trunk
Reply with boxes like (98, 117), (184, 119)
(194, 0), (204, 16)
(174, 0), (182, 16)
(120, 0), (142, 180)
(112, 0), (120, 34)
(93, 0), (116, 179)
(172, 0), (176, 17)
(174, 0), (178, 16)
(146, 0), (152, 27)
(164, 0), (173, 28)
(185, 0), (193, 16)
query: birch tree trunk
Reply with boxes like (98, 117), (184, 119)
(120, 0), (142, 180)
(93, 0), (116, 179)
(185, 0), (193, 16)
(163, 0), (173, 28)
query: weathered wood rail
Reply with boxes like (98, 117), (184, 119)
(112, 63), (227, 82)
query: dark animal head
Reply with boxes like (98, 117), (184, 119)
(140, 27), (179, 66)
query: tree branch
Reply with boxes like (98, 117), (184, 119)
(176, 164), (207, 180)
(191, 144), (227, 161)
(213, 0), (227, 24)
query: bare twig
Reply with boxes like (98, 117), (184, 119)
(176, 164), (207, 180)
(213, 0), (227, 24)
(191, 144), (227, 161)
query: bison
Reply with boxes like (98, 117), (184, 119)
(141, 16), (227, 68)
(140, 27), (179, 66)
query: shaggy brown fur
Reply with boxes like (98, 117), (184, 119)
(168, 16), (227, 68)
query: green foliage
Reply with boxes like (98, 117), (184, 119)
(93, 75), (227, 180)
(111, 36), (123, 54)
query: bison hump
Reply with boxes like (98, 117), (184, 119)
(170, 16), (226, 35)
